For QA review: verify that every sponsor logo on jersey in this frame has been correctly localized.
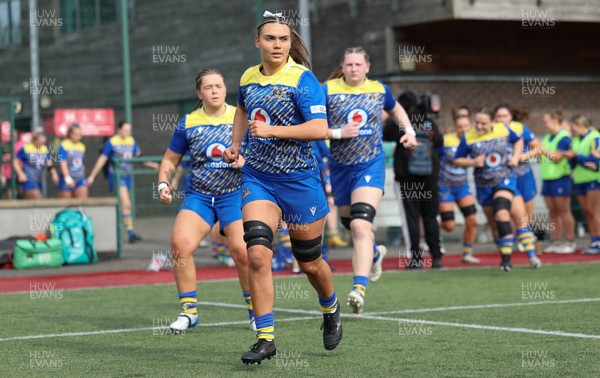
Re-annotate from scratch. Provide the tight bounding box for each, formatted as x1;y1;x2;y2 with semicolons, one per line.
485;152;502;168
250;108;271;125
310;105;326;114
72;156;83;168
347;109;368;128
206;143;226;161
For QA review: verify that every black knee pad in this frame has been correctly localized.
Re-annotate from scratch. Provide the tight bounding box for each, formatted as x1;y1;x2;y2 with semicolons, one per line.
290;236;322;263
341;216;351;230
460;204;477;217
350;202;376;224
493;197;512;213
440;211;455;221
243;221;273;251
496;221;512;238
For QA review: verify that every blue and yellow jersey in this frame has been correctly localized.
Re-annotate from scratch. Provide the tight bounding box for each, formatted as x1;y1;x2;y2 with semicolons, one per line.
237;58;327;178
439;132;467;186
455;123;521;188
506;121;536;177
311;140;330;172
322;77;396;166
169;104;241;196
101;135;140;176
58;139;86;181
16;143;51;183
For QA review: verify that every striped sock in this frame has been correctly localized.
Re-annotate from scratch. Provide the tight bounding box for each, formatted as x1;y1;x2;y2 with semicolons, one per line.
123;214;134;237
352;275;368;298
462;243;474;257
255;312;275;340
243;291;254;320
319;291;338;313
592;236;600;245
517;227;536;257
372;243;381;263
498;237;514;255
178;290;198;315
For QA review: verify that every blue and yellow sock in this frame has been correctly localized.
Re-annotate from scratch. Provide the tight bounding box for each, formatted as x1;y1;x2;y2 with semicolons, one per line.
352;276;368;298
462;243;474;257
255;312;274;340
372;243;381;263
498;236;514;255
123;214;134;237
243;291;254;320
319;291;338;313
517;227;536;257
178;290;198;316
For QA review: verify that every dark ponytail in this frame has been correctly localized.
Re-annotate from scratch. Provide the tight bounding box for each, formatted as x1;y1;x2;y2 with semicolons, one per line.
193;68;225;110
257;15;311;70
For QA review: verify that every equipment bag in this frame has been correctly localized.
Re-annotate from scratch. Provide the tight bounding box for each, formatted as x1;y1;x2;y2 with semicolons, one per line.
13;239;64;270
51;208;98;265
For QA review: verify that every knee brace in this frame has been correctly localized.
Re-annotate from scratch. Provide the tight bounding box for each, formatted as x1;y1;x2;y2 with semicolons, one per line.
243;221;273;251
460;204;477;217
493;197;511;213
496;221;512;238
290;236;322;263
341;216;351;230
440;211;455;222
350;202;377;224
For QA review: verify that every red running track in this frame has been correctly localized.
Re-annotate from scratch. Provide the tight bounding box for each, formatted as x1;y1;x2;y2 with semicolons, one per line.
1;251;599;293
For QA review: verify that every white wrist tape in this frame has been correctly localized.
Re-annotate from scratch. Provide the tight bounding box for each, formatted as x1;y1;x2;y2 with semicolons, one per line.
331;129;342;140
64;176;74;185
404;125;416;136
157;182;169;194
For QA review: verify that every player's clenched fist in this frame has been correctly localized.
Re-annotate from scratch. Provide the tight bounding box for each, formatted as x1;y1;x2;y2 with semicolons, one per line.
158;182;172;204
223;144;240;164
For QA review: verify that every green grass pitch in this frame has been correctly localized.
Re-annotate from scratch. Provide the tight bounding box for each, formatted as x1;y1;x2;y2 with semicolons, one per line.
1;263;599;377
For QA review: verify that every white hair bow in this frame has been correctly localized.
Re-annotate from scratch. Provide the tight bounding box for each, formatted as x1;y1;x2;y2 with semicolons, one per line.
263;11;285;19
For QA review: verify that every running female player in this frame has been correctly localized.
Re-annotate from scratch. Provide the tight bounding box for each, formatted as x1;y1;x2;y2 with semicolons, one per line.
87;121;157;243
158;69;254;332
454;108;524;271
564;115;600;254
224;12;342;365
495;105;539;223
56;123;88;198
539;110;575;254
438;114;479;264
323;47;416;313
13;129;58;199
494;104;542;267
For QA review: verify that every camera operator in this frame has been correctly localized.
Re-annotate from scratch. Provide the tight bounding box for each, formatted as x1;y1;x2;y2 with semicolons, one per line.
383;91;443;268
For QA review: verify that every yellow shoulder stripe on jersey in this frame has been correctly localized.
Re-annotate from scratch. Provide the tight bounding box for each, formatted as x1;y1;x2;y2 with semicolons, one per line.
444;132;461;147
507;121;524;135
240;58;308;88
23;143;48;154
465;123;511;144
109;135;135;146
185;103;235;128
325;77;385;95
61;139;86;152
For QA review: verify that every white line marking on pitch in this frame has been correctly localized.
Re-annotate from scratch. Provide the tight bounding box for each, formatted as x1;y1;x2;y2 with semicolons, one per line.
362;314;600;340
3;297;600;342
366;297;600;315
0;316;318;342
